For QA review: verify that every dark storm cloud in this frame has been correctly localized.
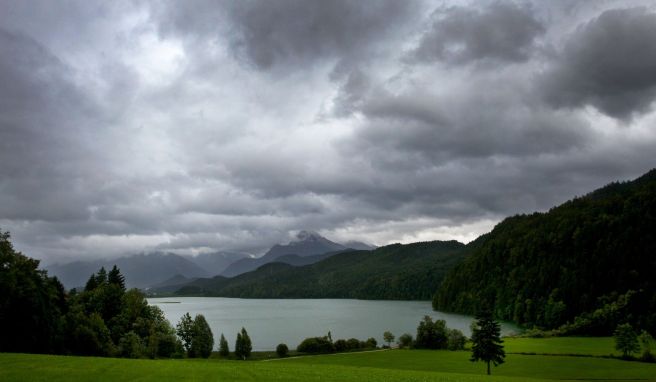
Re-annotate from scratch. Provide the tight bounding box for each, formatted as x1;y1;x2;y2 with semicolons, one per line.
541;7;656;119
409;1;545;65
0;28;101;222
1;0;655;263
156;0;418;73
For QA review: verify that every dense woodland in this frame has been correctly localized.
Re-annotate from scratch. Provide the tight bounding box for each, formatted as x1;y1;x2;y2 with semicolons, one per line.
0;231;181;357
171;240;467;300
434;169;656;335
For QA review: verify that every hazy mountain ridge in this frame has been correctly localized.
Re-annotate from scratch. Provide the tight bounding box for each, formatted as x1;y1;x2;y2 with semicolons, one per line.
47;252;211;289
166;240;467;300
219;231;373;277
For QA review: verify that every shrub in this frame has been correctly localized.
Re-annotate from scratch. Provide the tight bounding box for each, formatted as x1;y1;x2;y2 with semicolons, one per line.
276;343;289;357
398;333;413;348
334;339;347;352
447;329;466;350
297;336;334;354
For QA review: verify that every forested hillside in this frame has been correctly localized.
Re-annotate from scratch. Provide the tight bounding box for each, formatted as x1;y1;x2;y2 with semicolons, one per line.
434;169;656;334
173;240;467;300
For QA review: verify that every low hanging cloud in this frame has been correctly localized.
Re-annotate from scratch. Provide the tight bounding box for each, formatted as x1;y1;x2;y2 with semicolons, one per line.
541;7;656;120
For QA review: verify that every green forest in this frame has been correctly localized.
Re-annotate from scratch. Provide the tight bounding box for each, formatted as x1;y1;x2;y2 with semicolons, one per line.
0;232;181;357
171;240;467;300
434;169;656;335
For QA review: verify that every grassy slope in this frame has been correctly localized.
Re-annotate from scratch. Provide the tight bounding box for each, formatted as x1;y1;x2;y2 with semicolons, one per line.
0;353;552;382
504;336;618;356
3;337;655;382
281;349;656;381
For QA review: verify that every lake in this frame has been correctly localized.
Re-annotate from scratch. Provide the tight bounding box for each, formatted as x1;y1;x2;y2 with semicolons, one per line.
148;297;519;351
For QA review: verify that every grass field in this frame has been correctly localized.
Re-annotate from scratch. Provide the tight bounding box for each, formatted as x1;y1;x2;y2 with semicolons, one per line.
503;336;618;356
2;337;654;382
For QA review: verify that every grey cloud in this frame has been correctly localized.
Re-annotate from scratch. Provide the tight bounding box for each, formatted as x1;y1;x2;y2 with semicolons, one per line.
156;0;417;72
541;7;656;119
409;2;545;65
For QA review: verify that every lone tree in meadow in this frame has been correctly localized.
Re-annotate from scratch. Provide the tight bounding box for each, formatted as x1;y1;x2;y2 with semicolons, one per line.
470;312;505;375
219;333;230;357
383;331;395;347
615;323;640;358
235;327;252;360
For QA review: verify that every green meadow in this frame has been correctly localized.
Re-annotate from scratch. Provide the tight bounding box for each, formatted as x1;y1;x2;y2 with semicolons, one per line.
2;337;655;382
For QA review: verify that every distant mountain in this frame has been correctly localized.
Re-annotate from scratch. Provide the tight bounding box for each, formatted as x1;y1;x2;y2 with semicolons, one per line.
47;252;210;289
220;231;353;277
147;274;199;294
169;240;467;300
189;251;251;276
343;240;377;251
434;169;656;334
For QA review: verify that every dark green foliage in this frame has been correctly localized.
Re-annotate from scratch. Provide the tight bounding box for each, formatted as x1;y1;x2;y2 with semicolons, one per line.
415;316;448;349
614;323;640;358
176;313;194;354
108;265;126;291
365;338;377;348
174;240;467;300
383;331;395;347
118;331;144;358
470;313;505;375
334;339;347;352
398;333;413;348
0;231;66;353
297;336;335;354
189;314;213;358
434;169;656;334
276;343;289;357
447;329;466;350
639;331;655;362
219;333;230;357
234;327;252;360
0;230;182;359
345;338;361;350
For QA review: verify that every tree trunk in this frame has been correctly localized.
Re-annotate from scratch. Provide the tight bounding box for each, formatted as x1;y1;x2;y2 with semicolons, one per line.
487;361;491;375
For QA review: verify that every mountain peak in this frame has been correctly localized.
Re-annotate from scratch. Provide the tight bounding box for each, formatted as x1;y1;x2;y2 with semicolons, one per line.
295;230;323;242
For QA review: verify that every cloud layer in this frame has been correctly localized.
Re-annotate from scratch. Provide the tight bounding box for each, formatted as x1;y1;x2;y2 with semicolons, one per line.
1;0;655;264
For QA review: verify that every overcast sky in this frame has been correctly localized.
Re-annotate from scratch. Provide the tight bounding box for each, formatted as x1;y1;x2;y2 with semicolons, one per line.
1;0;656;264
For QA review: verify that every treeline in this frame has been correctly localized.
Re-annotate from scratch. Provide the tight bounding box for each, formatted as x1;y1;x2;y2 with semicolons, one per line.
0;230;182;357
170;240;468;300
434;169;656;335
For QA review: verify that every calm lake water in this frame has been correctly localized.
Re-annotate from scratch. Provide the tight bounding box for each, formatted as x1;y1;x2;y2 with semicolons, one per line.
148;297;519;351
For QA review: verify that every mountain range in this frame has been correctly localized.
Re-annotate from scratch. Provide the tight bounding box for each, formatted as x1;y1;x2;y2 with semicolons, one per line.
161;240;467;300
220;230;374;277
46;231;375;289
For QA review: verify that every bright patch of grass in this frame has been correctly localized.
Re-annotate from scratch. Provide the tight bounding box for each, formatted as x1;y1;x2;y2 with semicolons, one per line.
504;336;618;356
0;353;555;382
282;349;656;381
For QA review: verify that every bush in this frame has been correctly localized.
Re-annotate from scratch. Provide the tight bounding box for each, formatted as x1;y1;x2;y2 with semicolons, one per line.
365;337;377;349
415;316;448;349
398;333;413;348
119;331;143;358
276;343;289;357
334;339;347;352
297;336;334;353
447;329;466;350
345;338;361;350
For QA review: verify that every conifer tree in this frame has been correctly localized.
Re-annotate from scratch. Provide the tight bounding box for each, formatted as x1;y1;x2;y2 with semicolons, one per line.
470;312;505;375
